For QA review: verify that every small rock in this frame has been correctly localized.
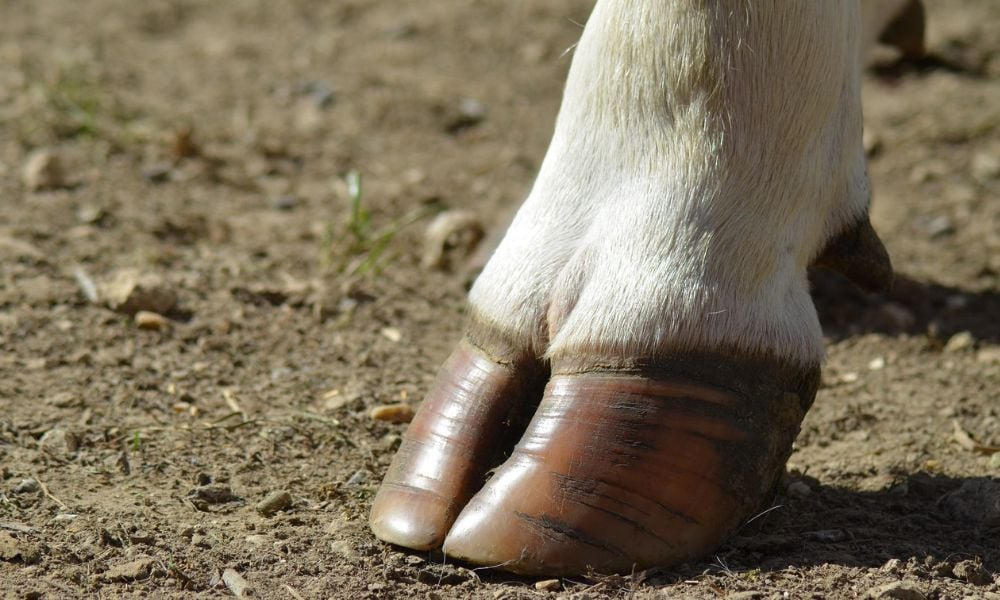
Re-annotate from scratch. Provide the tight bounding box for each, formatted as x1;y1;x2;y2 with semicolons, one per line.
0;235;43;260
943;331;975;353
863;129;882;157
329;539;356;558
0;531;41;564
300;80;335;108
188;483;239;506
270;195;298;211
910;161;947;184
990;453;1000;469
806;529;848;543
938;478;1000;527
104;557;156;582
881;558;904;573
370;403;414;424
535;579;561;592
787;480;811;498
971;152;1000;183
141;163;173;183
169;126;200;160
13;479;39;494
245;534;269;545
445;97;486;133
840;371;860;384
380;433;402;451
345;470;370;487
953;559;992;585
868;356;886;370
256;490;292;516
52;513;78;523
102;270;178;316
46;391;80;408
977;347;1000;364
76;205;106;225
23;150;67;191
878;302;916;331
380;327;402;343
866;580;925;600
422;210;485;270
135;310;169;331
39;428;79;457
919;215;954;239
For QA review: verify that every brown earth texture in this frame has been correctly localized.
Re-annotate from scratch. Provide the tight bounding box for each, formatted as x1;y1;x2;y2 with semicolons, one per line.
1;0;999;598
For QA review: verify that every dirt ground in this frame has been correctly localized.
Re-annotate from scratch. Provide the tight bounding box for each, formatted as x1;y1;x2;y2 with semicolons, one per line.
1;0;998;598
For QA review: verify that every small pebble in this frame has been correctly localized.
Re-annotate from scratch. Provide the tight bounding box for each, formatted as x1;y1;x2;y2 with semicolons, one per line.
881;558;903;573
102;270;178;316
868;356;886;370
23;149;66;191
142;163;173;183
787;480;811;497
445;97;486;133
13;478;39;494
422;210;485;270
990;453;1000;469
866;580;925;600
270;195;299;211
39;428;79;456
76;205;106;225
256;490;292;516
952;560;991;586
104;558;157;582
380;327;402;343
943;331;975;353
939;478;1000;527
345;470;370;487
878;302;916;331
971;152;1000;183
976;347;1000;364
330;539;356;557
135;310;169;331
863;129;882;156
535;579;561;592
919;215;954;239
370;403;414;424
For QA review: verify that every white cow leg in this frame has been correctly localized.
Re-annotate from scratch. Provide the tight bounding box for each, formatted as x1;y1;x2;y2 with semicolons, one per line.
373;0;892;574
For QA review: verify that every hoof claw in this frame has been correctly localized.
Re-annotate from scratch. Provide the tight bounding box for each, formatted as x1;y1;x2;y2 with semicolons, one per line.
375;350;819;575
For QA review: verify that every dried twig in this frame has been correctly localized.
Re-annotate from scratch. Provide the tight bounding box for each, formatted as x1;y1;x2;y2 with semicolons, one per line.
33;475;69;510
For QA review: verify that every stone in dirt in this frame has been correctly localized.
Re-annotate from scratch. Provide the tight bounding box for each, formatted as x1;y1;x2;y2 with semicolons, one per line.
938;478;1000;527
39;428;79;457
422;210;485;271
135;310;170;331
188;484;240;509
255;490;292;516
0;532;41;564
535;579;561;592
101;270;178;316
866;581;925;600
370;403;414;424
22;150;67;191
104;557;157;582
952;559;992;586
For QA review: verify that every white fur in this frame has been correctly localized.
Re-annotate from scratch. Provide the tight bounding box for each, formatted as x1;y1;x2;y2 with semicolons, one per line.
469;1;872;367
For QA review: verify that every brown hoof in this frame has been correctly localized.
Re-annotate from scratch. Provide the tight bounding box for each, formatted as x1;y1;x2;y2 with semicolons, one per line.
442;353;819;575
369;340;544;550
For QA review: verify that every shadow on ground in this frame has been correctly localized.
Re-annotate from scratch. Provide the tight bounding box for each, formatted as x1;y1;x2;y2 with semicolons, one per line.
811;268;1000;344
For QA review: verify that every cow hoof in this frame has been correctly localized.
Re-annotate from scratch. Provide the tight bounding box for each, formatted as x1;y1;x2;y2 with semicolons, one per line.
369;340;545;550
438;352;819;575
